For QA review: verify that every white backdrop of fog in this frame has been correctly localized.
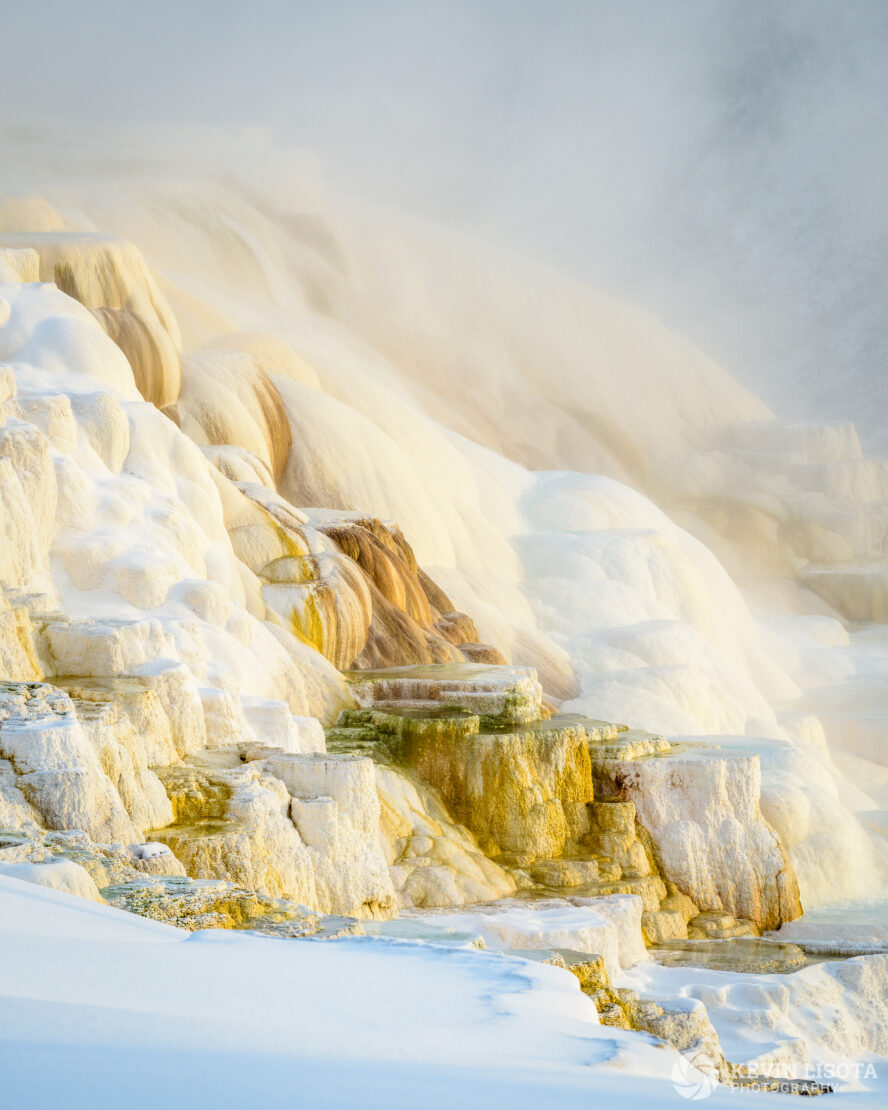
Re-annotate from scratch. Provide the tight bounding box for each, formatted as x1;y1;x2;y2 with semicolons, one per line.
1;0;886;446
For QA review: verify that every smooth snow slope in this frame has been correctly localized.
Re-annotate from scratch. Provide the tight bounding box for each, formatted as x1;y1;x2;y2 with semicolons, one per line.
0;874;875;1110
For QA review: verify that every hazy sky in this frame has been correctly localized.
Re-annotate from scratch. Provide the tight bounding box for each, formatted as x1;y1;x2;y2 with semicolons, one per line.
1;0;887;441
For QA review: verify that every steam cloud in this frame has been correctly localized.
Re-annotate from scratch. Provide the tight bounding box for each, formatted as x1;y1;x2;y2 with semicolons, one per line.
1;0;885;444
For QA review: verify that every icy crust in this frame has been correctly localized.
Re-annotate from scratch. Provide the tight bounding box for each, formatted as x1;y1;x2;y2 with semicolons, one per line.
412;894;647;979
623;951;888;1087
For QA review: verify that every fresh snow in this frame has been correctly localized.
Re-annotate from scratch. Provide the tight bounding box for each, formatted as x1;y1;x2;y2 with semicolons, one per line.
5;874;873;1110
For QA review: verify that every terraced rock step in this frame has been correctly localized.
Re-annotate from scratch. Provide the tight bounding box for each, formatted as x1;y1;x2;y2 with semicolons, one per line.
346;663;546;725
148;747;397;919
798;562;888;622
588;729;671;766
328;665;744;940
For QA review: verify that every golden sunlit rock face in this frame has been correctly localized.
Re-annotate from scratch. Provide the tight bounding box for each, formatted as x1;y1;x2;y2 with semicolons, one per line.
327;666;801;932
0;177;881;1102
314;515;502;668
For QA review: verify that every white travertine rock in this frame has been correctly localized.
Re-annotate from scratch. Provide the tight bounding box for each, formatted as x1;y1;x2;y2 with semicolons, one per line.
0;757;42;830
157;762;318;906
258;622;352;724
199;686;254;748
241;698;325;754
751;735;883;909
109;552;183;610
174;579;233;627
0;685;140;843
70;390;132;472
291;715;327;754
0;417;57;583
127;665;207;759
0;365;15;409
0;456;46;589
122;403;230;555
601;745;800;930
45;618;179;676
202;443;276;487
153;750;394;918
263;752;396;917
171;347;291;482
73;696;173;831
54;533;128;592
7;391;78;454
52;453;99;530
0;280;141;399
